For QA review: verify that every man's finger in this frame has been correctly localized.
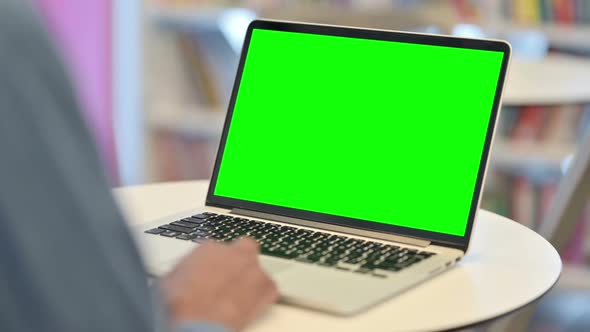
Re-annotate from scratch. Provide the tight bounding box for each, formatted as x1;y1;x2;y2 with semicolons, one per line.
232;237;260;255
229;265;274;326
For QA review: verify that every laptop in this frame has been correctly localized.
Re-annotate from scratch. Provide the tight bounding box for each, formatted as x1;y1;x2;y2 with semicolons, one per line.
135;20;511;315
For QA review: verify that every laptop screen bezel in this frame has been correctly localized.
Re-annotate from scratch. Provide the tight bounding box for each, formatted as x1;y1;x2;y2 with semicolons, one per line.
205;20;511;252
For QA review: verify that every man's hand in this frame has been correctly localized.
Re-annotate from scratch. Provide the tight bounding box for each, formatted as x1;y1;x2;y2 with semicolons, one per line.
160;238;278;331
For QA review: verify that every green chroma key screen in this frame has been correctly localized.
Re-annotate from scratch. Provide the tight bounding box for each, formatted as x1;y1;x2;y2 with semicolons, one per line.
214;28;504;236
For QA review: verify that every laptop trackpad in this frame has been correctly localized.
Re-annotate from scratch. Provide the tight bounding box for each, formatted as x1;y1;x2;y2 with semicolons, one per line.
260;257;294;275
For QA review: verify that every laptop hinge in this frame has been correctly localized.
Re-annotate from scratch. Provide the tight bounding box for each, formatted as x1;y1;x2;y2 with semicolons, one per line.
231;208;431;248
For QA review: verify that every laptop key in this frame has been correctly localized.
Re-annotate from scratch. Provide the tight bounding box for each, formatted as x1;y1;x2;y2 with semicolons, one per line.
295;229;313;236
159;224;193;234
194;225;212;231
305;253;323;262
171;221;199;229
145;228;166;235
360;262;378;270
190;229;210;236
221;234;238;242
192;213;209;219
294;256;314;264
160;230;180;237
176;233;199;240
365;250;383;259
261;247;298;260
183;217;208;224
311;232;329;239
205;216;224;222
281;235;299;244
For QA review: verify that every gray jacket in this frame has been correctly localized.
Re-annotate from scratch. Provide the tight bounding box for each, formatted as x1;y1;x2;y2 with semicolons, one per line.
0;1;226;331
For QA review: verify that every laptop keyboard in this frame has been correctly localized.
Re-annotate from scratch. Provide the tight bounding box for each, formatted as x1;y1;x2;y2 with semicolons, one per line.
145;212;436;278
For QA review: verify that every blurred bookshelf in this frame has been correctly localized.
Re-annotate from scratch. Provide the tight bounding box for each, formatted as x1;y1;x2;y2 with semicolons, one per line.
477;1;590;264
484;54;590;264
497;0;590;24
480;0;590;55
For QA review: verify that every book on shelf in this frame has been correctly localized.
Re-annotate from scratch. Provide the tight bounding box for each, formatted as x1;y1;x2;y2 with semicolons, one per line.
190;28;239;106
539;181;557;219
498;103;589;148
540;0;554;22
562;207;588;263
511;105;548;140
492;105;580;172
177;32;220;108
480;171;511;217
177;29;238;110
483;172;548;230
513;0;541;24
553;0;575;23
497;106;520;137
502;0;590;24
511;175;538;228
539;104;579;142
153;129;215;181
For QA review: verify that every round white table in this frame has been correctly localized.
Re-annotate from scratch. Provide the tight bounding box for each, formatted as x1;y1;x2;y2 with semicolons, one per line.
114;180;562;332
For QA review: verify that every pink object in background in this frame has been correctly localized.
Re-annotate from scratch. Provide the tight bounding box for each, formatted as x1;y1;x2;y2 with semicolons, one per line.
562;211;588;264
35;0;118;183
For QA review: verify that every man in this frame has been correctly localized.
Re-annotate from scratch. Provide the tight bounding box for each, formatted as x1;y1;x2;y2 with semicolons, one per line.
0;1;277;331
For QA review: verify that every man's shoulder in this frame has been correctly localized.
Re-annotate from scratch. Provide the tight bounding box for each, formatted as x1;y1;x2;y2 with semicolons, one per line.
0;0;40;32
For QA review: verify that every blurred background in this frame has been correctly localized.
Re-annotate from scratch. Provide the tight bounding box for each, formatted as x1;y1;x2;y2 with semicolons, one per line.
36;0;589;330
